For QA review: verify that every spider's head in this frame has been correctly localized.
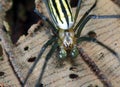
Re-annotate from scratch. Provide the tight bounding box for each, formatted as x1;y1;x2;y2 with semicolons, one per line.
59;29;75;49
58;29;79;59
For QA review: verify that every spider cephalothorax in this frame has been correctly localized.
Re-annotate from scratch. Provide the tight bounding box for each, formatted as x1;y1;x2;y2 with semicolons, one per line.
22;0;120;87
58;28;78;59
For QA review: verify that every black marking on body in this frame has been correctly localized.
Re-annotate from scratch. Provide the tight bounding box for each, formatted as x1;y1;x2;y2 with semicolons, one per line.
65;0;73;21
49;1;58;23
52;0;63;23
59;0;69;28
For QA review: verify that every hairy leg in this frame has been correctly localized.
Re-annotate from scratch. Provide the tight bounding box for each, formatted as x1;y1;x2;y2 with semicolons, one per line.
75;14;120;37
22;37;57;87
34;9;58;35
74;0;82;22
35;42;59;87
77;36;120;61
74;0;97;31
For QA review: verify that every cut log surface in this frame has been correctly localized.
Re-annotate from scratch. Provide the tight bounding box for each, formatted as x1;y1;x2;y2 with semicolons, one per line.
0;0;120;87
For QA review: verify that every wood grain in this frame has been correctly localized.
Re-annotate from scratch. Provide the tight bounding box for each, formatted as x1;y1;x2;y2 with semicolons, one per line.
0;0;120;87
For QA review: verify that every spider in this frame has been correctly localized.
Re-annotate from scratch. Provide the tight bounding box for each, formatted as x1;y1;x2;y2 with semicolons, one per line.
22;0;120;87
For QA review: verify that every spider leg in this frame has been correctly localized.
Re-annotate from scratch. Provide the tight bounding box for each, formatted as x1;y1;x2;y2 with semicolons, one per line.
74;0;82;22
75;14;120;37
35;42;59;87
34;9;58;35
74;0;97;31
22;37;57;87
42;0;55;23
77;36;120;61
90;15;120;19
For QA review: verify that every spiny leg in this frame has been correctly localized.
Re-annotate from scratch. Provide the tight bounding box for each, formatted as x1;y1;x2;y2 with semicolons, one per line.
22;37;57;87
74;0;97;31
34;9;58;35
78;47;113;87
74;0;82;23
35;42;59;87
76;14;120;37
77;36;120;61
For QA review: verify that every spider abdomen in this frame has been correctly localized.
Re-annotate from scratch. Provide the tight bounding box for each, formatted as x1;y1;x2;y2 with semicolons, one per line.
48;0;74;30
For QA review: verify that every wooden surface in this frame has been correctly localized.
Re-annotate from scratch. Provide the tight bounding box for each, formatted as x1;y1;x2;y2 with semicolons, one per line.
0;0;120;87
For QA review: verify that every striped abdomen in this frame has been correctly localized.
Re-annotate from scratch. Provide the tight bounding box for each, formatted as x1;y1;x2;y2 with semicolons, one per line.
48;0;74;30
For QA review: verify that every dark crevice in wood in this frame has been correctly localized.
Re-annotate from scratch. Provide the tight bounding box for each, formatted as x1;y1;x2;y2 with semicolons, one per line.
69;73;79;79
24;46;29;51
28;57;36;62
0;71;5;76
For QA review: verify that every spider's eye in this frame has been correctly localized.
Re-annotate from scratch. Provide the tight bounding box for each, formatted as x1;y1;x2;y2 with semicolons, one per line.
70;47;79;58
58;49;67;59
